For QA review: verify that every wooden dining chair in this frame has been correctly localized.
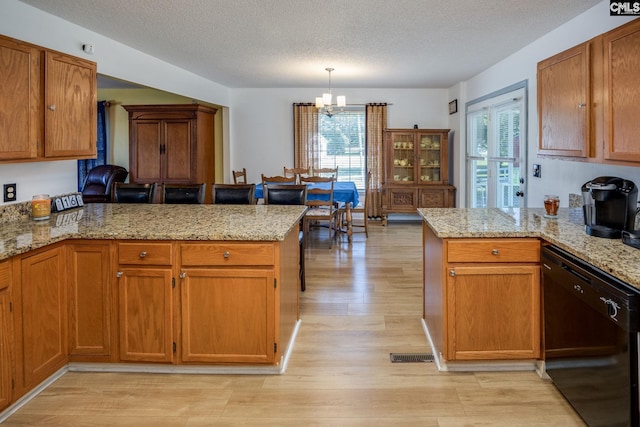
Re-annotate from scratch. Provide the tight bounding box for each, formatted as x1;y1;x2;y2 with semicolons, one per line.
112;183;157;203
313;166;338;180
261;174;297;188
233;168;247;184
300;177;337;249
162;183;206;204
283;166;310;183
264;184;308;291
338;170;370;238
212;183;256;204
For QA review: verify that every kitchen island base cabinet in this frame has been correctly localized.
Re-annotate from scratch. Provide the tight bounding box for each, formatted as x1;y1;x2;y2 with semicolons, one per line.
423;224;541;363
118;268;174;363
12;244;68;399
180;269;276;364
67;242;114;362
446;265;540;360
0;260;12;411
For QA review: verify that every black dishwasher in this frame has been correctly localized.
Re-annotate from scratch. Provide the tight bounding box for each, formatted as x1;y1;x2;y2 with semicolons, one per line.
542;245;640;427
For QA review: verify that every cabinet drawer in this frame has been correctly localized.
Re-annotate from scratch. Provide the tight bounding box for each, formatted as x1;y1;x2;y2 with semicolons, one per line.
118;242;173;265
447;239;540;263
181;243;275;266
0;260;9;291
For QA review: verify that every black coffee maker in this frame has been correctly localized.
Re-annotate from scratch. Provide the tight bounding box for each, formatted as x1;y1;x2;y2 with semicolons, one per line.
581;176;638;238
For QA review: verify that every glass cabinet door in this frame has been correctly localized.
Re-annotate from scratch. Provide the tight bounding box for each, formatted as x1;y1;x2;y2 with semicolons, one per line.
391;134;415;183
417;133;442;183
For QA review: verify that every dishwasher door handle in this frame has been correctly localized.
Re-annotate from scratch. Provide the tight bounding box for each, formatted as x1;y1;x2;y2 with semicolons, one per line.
561;263;592;285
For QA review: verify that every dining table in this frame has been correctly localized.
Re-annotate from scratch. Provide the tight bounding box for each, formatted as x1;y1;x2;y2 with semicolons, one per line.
255;181;360;243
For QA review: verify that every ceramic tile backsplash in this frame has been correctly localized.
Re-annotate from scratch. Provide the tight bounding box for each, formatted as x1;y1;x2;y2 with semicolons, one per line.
569;193;582;208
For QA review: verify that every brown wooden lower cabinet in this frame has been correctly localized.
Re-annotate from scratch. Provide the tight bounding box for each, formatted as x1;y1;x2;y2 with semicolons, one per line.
423;224;541;362
0;231;300;412
179;268;275;364
67;242;114;361
0;259;12;411
118;268;174;363
446;264;540;360
12;244;68;399
383;185;455;225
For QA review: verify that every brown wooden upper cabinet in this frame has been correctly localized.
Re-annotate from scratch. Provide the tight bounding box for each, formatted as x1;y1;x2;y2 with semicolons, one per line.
603;18;640;162
0;35;97;163
123;104;217;203
537;41;592;158
537;18;640;164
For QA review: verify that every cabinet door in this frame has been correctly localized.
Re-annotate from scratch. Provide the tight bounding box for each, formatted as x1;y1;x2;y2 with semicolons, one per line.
163;120;194;183
130;120;163;183
603;19;640;162
386;187;418;212
180;269;276;364
0;260;12;410
0;36;40;161
387;131;416;184
419;188;453;208
537;42;591;157
44;51;96;158
118;268;173;363
445;265;540;360
15;246;67;393
68;242;113;359
416;132;445;184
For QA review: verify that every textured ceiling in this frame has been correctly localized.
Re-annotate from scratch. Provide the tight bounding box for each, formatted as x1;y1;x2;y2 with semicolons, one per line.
19;0;601;88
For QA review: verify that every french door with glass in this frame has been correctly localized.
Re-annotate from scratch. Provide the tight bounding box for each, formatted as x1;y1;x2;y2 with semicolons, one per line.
466;87;526;208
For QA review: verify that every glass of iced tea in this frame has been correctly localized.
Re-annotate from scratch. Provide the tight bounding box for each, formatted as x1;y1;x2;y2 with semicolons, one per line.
544;194;560;218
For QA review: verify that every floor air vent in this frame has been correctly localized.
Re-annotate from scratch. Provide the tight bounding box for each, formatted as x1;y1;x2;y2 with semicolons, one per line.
389;353;434;363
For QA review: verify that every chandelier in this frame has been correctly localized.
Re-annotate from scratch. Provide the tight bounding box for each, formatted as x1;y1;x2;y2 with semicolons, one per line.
315;67;346;117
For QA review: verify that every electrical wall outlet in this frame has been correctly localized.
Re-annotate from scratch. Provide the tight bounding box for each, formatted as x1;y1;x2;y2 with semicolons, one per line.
3;183;16;202
532;164;541;178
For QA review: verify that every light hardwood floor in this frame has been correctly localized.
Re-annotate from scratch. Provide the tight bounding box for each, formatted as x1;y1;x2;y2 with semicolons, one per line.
2;219;585;426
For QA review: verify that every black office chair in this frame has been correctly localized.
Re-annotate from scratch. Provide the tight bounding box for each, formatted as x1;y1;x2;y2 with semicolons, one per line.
212;184;256;204
112;183;157;203
264;184;308;291
81;165;128;203
163;183;206;204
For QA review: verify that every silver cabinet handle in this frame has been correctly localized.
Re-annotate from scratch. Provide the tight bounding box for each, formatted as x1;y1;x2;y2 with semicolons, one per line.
492;249;499;255
139;251;147;258
449;269;456;277
179;272;186;279
48;105;56;111
116;271;123;278
223;251;230;259
578;103;586;108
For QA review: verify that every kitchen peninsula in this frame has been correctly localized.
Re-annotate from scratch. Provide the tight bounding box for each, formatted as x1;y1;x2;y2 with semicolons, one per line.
0;201;306;414
420;207;640;369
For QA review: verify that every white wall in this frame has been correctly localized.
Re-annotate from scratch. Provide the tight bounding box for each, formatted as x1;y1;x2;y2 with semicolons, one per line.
229;88;449;184
0;0;230;205
459;1;639;208
2;0;638;208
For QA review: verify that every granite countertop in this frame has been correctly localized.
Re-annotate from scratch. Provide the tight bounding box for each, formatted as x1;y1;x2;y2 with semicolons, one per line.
418;207;640;289
0;203;307;261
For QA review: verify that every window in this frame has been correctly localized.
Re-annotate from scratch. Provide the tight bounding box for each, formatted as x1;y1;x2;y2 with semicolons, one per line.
318;108;366;189
466;84;527;208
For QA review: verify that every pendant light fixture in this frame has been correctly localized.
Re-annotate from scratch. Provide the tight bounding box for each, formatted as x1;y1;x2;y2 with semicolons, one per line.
315;67;346;117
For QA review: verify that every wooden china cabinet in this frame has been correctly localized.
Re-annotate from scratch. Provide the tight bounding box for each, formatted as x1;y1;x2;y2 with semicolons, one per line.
382;129;455;224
